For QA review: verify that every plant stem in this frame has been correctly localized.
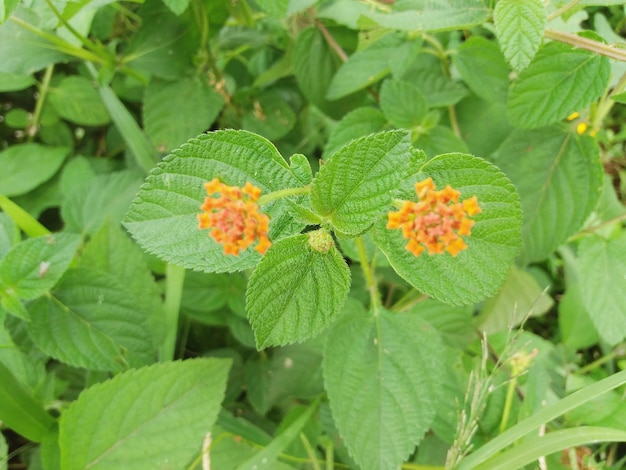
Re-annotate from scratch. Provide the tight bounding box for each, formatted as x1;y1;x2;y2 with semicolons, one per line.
499;376;518;433
257;186;310;206
159;264;186;362
391;289;427;311
314;17;348;62
546;0;582;22
27;64;54;141
568;213;626;241
544;28;626;62
579;345;626;374
0;194;50;237
355;236;380;313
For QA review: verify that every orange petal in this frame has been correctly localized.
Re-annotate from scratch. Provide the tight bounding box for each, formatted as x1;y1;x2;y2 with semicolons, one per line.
446;238;467;256
462;196;482;216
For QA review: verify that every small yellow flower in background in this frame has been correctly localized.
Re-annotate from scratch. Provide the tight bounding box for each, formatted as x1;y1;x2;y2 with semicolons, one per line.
198;178;271;256
387;177;481;257
566;111;580;121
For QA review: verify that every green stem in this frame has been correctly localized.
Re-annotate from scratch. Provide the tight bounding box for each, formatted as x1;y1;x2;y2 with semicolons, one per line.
159;264;186;362
391;289;427;312
325;441;334;470
0;194;50;237
27;64;54;141
448;104;461;139
568;213;626;242
592;70;626;132
546;0;581;22
544;28;626;62
300;433;321;470
257;186;310;206
355;236;380;313
579;345;626;374
499;376;517;434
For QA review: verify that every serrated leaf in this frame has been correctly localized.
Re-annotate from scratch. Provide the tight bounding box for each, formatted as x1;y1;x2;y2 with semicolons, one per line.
379;79;428;129
374;153;522;306
403;68;468;107
0;232;80;303
362;0;490;31
323;107;388;159
26;267;157;371
578;234;626;345
241;91;295;141
453;36;510;103
311;130;411;236
246;233;350;348
62;170;143;235
0;144;69;197
494;0;545;71
492;127;602;263
161;0;190;15
59;358;230;470
144;77;224;153
48;76;110;126
324;304;445;470
415;125;469;158
0;212;19;258
479;266;553;333
326;32;404;100
124;130;306;273
508;41;610;128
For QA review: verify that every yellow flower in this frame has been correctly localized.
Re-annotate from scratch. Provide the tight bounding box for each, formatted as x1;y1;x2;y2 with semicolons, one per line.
197;178;271;256
387;177;481;257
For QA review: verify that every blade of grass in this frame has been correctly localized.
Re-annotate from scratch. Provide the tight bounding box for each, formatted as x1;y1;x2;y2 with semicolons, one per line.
85;62;157;174
0;194;50;237
472;427;626;470
457;368;626;469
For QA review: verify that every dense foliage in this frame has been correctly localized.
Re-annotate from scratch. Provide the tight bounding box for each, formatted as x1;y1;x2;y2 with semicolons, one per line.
1;0;626;469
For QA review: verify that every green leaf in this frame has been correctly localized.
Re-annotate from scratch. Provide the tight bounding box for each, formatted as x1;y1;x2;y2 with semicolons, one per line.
362;0;490;31
0;361;55;443
326;32;404;100
323;107;388;159
453;36;510;103
0;72;35;92
402;68;468;108
0;431;6;470
491;127;602;263
241;91;296;141
0;212;19;258
456;97;513;157
374;153;522;306
0;232;81;301
324;304;445;470
415;125;469;158
379;79;428;129
0;144;69;197
59;358;231;470
144;77;224;153
0;0;18;23
479;266;553;333
494;0;545;71
508;41;610;128
124;130;306;273
246;232;350;348
311;130;411;236
62;170;143;235
161;0;190;15
577;233;626;345
48;76;110;126
26;267;158;371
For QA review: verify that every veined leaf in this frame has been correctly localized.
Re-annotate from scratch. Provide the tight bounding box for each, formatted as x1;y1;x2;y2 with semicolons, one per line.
491;127;602;263
323;107;388;159
48;76;110;126
124;130;306;273
578;233;626;345
374;153;522;306
379;79;428;129
508;41;610;128
26;267;157;371
324;304;445;470
246;232;350;348
311;130;411;237
494;0;545;71
59;358;230;470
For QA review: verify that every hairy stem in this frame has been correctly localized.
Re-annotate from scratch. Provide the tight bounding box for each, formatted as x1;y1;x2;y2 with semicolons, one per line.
355;236;380;313
28;64;54;141
159;264;186;361
545;28;626;62
257;186;310;206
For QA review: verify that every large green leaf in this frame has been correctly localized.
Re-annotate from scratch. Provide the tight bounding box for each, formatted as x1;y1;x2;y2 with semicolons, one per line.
324;304;445;470
326;32;405;100
453;36;510;103
362;0;490;32
491;127;602;263
124;130;306;273
0;144;69;197
508;41;610;128
494;0;545;71
323;107;388;159
577;234;626;345
379;79;428;129
241;91;296;141
0;212;20;258
311;130;411;236
26;267;157;371
0;232;80;304
0;0;19;23
48;76;110;126
143;76;224;153
374;153;522;306
246;232;350;348
59;358;230;470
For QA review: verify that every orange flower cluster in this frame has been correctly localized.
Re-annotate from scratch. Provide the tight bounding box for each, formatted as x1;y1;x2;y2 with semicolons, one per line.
387;177;481;257
197;178;271;256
